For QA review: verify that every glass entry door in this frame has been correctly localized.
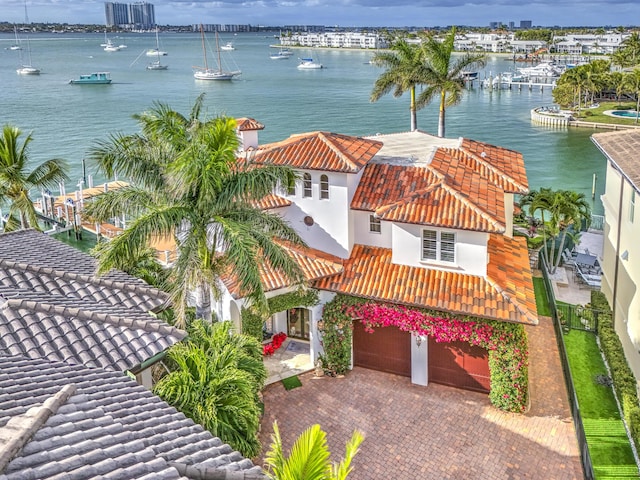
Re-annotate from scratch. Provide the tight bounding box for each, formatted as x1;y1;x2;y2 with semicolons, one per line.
287;308;310;340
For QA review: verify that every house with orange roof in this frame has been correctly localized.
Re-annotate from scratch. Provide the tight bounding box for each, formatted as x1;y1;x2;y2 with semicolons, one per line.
219;123;537;397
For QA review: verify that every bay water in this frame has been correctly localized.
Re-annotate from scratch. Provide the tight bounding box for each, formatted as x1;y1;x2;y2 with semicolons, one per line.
0;32;606;213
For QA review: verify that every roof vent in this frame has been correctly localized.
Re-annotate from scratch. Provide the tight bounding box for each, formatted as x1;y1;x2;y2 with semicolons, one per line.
303;216;314;226
481;152;487;158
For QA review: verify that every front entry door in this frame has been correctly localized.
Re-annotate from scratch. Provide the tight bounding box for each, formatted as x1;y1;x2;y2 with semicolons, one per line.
287;308;310;340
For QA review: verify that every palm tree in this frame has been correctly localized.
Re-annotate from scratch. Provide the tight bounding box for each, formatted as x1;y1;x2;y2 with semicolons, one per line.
264;421;364;480
622;68;640;123
154;320;265;458
84;95;305;325
520;188;591;274
370;38;430;132
0;125;68;231
416;27;486;137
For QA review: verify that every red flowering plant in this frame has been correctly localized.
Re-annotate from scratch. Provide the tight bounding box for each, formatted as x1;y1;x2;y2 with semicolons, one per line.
263;332;288;356
322;294;529;413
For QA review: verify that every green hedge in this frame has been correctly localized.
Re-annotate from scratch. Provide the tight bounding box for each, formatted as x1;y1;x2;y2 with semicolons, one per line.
593;290;640;450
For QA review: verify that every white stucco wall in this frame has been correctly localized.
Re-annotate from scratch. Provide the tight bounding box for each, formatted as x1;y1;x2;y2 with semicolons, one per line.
602;162;640;384
390;223;489;275
352;210;392;248
279;170;360;258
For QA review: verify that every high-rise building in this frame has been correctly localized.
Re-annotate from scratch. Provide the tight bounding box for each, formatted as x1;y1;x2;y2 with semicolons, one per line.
105;2;155;30
520;20;532;28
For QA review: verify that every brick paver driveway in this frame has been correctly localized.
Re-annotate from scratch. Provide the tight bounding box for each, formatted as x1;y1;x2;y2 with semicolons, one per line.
258;368;581;479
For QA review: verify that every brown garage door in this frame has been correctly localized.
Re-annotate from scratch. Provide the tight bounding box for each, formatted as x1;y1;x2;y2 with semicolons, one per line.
353;322;411;377
428;338;490;393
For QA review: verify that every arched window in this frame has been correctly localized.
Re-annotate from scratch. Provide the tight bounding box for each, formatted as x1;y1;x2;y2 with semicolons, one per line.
303;173;312;198
320;175;329;199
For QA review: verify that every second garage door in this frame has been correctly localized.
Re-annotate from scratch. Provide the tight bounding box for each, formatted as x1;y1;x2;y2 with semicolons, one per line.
428;337;490;393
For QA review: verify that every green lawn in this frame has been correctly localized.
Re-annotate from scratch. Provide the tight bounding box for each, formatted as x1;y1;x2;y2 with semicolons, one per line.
563;330;639;479
532;275;639;478
572;101;640;126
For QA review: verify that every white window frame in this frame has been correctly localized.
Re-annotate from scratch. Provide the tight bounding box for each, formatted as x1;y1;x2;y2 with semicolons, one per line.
630;190;636;223
320;174;329;199
421;229;456;263
369;215;381;233
303;173;312;198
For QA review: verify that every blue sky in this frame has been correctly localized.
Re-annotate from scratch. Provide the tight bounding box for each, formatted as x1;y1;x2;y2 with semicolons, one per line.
1;0;638;28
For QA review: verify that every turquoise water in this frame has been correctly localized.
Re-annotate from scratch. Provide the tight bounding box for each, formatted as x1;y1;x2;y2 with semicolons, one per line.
0;32;607;214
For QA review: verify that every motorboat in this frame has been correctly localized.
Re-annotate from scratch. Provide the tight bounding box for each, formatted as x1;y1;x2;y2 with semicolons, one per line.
297;58;323;69
104;39;126;52
69;72;112;84
517;62;562;77
193;25;241;81
220;42;235;51
460;71;478;80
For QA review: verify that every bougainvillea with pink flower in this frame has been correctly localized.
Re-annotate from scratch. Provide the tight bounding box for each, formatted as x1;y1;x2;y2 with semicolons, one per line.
320;294;529;413
263;332;288;356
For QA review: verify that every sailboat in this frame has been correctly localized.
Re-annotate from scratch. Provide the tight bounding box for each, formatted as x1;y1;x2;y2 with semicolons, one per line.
270;30;293;59
193;25;241;81
146;27;168;57
9;25;22;50
146;27;168;70
16;4;39;75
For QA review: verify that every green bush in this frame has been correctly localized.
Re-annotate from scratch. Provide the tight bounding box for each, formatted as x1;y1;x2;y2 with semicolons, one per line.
593;291;640;451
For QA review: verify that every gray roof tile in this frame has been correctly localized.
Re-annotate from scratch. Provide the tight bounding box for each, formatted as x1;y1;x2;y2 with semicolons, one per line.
0;355;264;479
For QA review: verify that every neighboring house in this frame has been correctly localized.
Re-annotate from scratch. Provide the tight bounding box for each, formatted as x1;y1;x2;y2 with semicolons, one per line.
592;129;640;382
0;229;184;389
0;229;265;478
0;355;265;479
222;125;537;394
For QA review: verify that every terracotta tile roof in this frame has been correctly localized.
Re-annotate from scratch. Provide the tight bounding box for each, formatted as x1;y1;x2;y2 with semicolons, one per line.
248;131;383;173
592;129;640;190
351;163;505;233
252;193;292;210
314;241;537;325
236;117;265;131
434;139;528;194
223;243;343;298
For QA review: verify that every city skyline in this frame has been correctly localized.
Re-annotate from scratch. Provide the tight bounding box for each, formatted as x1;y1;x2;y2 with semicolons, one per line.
0;0;637;29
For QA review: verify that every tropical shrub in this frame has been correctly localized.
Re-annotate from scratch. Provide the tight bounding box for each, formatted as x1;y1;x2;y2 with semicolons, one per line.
320;294;529;413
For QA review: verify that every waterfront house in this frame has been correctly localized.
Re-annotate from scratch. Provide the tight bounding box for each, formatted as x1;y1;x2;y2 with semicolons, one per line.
219;124;537;395
592;129;640;382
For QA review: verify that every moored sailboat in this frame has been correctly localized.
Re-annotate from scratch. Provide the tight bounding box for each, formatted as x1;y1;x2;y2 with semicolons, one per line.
193;25;241;81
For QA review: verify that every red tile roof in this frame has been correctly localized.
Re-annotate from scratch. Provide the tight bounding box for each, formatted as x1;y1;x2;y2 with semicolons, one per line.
351;162;506;233
236;117;265;131
223;243;343;298
251;193;292;210
248;131;383;173
314;239;537;325
432;139;529;194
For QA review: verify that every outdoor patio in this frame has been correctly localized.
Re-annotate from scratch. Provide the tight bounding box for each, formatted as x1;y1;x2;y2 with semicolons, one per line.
263;338;314;385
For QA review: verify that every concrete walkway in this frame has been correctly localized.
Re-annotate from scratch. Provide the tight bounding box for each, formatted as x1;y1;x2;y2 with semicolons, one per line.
263;338;314;385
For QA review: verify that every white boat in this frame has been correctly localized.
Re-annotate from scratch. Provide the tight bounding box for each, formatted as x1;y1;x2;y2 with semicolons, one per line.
270;50;292;60
460;71;478;80
147;60;168;71
9;25;22;50
517;62;562;78
297;58;323;69
15;5;39;75
103;31;126;52
146;27;168;57
220;42;235;51
193;25;241;81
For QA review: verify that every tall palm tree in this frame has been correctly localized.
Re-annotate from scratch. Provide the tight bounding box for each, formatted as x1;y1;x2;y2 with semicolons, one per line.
264;421;364;480
370;38;430;132
84;95;305;325
0;125;68;231
154;321;265;458
417;27;486;137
